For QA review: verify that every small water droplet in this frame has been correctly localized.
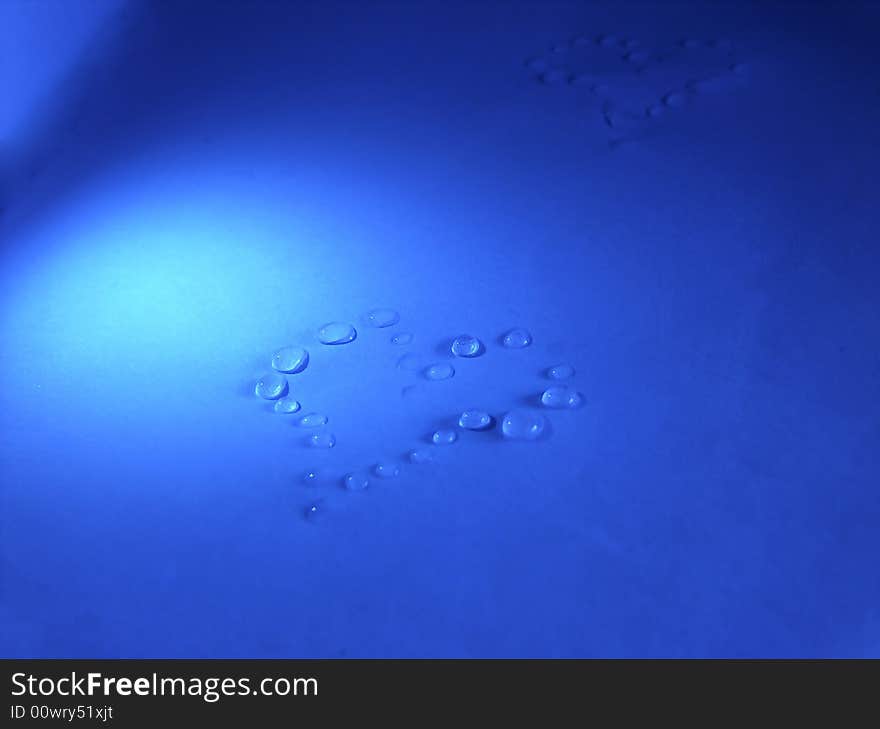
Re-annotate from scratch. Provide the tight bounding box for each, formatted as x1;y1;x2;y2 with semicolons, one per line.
304;502;322;522
408;448;434;464
271;346;309;374
432;429;458;445
458;410;493;431
373;462;400;478
541;385;583;409
547;363;575;380
344;473;369;491
298;412;328;427
501;410;546;440
318;321;357;345
450;334;484;358
274;396;301;414
364;308;400;328
502;328;532;349
391;332;413;345
308;432;336;448
424;362;455;381
302;470;320;485
255;373;288;400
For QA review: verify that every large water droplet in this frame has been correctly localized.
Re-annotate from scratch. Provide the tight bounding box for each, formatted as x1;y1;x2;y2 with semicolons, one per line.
501;410;546;440
458;409;493;430
547;363;575;380
432;429;458;445
364;308;400;328
502;328;532;349
391;332;413;345
451;334;484;358
308;432;336;448
318;321;357;345
344;473;369;491
424;363;455;381
408;448;434;464
541;386;583;409
373;462;400;478
298;412;328;427
274;396;301;414
255;373;288;400
271;346;309;374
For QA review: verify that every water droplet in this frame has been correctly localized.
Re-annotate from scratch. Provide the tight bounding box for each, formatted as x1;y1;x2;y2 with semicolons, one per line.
391;332;413;345
450;334;484;358
308;432;336;448
344;473;369;491
364;308;400;328
458;410;493;431
298;412;328;427
501;410;546;440
304;502;322;522
424;362;455;381
271;346;309;374
318;321;357;345
274;396;301;414
302;470;320;486
502;328;532;349
547;363;575;380
255;373;288;400
408;448;434;464
541;385;583;409
373;462;400;478
432;429;458;445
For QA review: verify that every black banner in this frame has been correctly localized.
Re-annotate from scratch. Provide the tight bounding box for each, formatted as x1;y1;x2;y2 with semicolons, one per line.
2;660;876;725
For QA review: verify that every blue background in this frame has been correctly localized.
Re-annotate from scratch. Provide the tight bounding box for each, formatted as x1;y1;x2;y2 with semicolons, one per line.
1;0;878;657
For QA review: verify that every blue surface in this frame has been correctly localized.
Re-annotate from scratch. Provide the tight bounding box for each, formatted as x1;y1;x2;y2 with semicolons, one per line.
1;0;878;658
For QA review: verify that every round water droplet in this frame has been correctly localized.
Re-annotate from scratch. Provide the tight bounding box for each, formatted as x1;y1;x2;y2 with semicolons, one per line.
373;462;400;479
541;385;583;409
318;321;357;345
501;410;546;441
458;410;493;431
424;362;455;381
298;412;328;427
271;346;309;374
344;473;369;491
274;396;301;414
547;363;575;380
302;470;320;486
502;328;532;349
304;502;322;522
255;373;288;400
364;308;400;328
432;429;458;445
308;432;336;448
408;448;434;464
391;332;413;345
451;334;484;358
